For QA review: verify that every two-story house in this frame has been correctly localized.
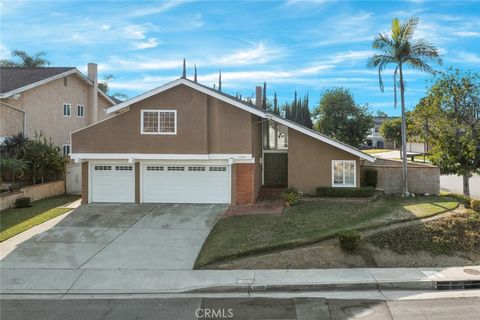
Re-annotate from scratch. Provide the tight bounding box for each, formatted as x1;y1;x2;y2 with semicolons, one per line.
71;78;375;204
0;63;115;155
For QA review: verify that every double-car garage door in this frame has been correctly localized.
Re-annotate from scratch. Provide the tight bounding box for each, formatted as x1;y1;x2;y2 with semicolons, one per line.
90;163;230;204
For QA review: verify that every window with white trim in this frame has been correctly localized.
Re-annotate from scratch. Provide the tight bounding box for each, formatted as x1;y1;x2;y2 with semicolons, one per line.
94;165;112;171
77;105;84;117
188;166;205;172
146;166;164;171
167;166;184;171
141;110;176;134
209;166;227;172
63;103;71;117
332;160;356;187
62;144;70;156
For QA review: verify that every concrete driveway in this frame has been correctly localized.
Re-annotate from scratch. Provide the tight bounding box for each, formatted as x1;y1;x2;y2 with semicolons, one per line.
0;203;227;270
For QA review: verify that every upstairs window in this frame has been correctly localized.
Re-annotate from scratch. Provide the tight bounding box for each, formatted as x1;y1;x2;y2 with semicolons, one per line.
332;160;356;187
62;144;70;156
77;105;84;117
141;110;176;135
63;103;71;117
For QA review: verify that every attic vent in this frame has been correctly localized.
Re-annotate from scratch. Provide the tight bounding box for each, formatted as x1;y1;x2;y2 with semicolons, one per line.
436;281;480;290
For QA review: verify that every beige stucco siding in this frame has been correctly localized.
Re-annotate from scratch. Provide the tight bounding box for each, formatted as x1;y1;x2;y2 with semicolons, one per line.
1;75;113;146
0;103;24;137
72;85;253;155
288;129;361;194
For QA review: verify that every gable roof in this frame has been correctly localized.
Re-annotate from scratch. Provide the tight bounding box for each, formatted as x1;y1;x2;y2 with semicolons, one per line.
105;78;375;162
0;67;116;105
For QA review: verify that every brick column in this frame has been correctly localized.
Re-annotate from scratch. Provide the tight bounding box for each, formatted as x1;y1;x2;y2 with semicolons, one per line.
81;161;89;204
234;163;255;204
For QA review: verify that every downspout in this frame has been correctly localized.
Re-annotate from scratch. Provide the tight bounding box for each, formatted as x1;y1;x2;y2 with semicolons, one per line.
0;100;26;135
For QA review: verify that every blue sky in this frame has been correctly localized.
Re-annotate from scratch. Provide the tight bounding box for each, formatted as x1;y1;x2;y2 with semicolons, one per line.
1;0;479;116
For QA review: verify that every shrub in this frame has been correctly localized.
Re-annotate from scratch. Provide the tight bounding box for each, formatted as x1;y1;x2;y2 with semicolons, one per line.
471;199;480;212
282;187;300;206
15;197;31;208
316;186;374;198
364;168;377;188
444;193;471;209
338;230;361;252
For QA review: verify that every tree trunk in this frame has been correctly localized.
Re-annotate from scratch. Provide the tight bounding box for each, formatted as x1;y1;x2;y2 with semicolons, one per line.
399;63;409;195
463;174;470;196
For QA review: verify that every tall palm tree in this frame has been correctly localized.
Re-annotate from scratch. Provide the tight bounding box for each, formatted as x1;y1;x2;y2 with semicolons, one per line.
0;50;50;67
368;17;441;195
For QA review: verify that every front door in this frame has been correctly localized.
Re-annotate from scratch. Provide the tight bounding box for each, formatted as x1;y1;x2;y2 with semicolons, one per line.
264;153;288;186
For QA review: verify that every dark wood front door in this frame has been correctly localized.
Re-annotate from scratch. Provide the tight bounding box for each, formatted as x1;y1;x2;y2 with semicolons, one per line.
264;153;288;186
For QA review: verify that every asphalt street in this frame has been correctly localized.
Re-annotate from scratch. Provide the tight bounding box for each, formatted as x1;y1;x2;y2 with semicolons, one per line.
1;297;479;320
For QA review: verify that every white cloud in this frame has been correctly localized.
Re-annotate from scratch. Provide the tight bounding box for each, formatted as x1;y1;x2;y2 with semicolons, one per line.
131;38;159;50
218;43;281;66
450;51;480;64
129;0;185;17
0;44;10;59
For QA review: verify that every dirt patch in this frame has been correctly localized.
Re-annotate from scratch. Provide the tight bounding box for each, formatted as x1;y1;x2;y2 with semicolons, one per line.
206;239;479;270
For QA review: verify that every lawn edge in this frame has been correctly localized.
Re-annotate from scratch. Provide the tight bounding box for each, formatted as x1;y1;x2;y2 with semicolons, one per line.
194;200;460;269
0;207;73;242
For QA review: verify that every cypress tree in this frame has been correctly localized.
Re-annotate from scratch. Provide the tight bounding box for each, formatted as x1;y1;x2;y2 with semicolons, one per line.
194;64;197;82
262;82;267;109
218;70;222;91
273;92;278;115
182;58;186;79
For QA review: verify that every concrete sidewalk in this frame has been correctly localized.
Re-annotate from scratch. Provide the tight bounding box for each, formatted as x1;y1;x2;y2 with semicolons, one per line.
1;266;479;295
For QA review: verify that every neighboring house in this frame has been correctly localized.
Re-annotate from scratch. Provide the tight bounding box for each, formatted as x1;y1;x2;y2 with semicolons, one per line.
0;64;115;153
365;116;430;153
365;116;396;149
71;78;375;204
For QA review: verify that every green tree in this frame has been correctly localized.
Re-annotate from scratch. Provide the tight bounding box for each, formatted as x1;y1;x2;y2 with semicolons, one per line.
0;157;29;191
313;88;373;146
376;110;388;117
0;132;28;158
98;75;128;101
412;68;480;196
0;50;50;67
368;17;442;195
23;134;67;184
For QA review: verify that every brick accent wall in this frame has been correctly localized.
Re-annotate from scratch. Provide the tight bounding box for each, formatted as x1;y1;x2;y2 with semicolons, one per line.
234;163;256;204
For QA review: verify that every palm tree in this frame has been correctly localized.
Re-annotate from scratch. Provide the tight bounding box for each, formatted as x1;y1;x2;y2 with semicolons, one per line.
367;17;442;195
0;50;50;67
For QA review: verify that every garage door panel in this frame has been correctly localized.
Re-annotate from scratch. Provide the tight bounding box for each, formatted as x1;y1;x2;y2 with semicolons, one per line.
91;164;135;203
142;164;230;203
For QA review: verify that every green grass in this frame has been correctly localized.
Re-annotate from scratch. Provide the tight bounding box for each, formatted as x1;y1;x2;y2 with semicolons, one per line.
195;196;458;268
0;195;80;242
368;211;480;255
362;149;393;154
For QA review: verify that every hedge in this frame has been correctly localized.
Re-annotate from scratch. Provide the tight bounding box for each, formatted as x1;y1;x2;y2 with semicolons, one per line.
316;186;375;198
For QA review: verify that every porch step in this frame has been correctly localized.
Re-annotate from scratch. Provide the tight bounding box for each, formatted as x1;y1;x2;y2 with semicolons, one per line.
258;186;284;200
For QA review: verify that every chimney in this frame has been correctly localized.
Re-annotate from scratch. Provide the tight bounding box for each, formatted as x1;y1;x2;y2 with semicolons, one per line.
255;86;262;108
88;63;99;123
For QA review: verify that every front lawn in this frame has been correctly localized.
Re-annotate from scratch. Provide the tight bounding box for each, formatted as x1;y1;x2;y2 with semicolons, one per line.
362;149;393;154
0;195;80;242
195;196;458;268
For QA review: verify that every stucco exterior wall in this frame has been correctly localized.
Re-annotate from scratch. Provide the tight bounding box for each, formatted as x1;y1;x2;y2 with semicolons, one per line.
0;103;24;137
0;181;65;210
288;129;361;194
362;158;440;194
72;85;253;155
252;115;263;200
1;75;112;146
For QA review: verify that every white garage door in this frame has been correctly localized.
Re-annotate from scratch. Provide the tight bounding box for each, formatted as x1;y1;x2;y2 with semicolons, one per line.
142;164;231;203
90;164;135;203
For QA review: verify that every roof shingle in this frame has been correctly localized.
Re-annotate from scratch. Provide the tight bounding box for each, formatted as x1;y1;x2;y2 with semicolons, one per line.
0;67;75;94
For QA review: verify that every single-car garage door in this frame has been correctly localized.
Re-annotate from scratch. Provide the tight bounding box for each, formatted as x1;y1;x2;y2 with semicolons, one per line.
142;164;230;203
90;164;135;203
